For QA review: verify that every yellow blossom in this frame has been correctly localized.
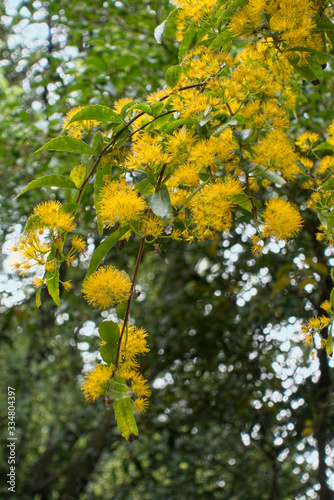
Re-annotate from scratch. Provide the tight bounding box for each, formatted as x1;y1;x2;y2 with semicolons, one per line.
99;178;147;227
262;198;303;241
72;235;86;253
321;300;332;312
143;215;164;238
253;130;299;180
133;396;150;414
81;364;115;402
82;265;132;310
113;97;133;115
296;131;319;152
63;281;72;292
33;201;76;233
318;155;334;175
33;277;44;289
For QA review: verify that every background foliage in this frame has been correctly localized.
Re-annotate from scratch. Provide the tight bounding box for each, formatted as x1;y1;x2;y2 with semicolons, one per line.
0;1;334;499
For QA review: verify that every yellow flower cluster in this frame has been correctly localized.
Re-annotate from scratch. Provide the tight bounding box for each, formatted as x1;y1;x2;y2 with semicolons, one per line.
253;130;299;180
81;364;115;402
99;178;147;227
11;201;76;282
189;177;243;240
82;324;151;413
261;198;303;241
229;0;323;66
82;266;132;310
171;0;217;40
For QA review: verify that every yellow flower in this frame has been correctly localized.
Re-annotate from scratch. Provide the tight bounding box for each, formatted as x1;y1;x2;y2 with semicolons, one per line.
72;235;86;253
262;198;303;241
130;372;151;398
143;215;164;238
33;277;44;289
63;280;72;292
113;97;133;115
321;300;332;312
99;178;147;227
81;364;115;402
318;155;334;175
296;132;319;152
33;201;76;233
133;396;149;414
82;266;132;310
253;130;299;180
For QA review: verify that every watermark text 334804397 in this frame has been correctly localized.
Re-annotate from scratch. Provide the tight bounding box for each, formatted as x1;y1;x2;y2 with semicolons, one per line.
7;387;16;494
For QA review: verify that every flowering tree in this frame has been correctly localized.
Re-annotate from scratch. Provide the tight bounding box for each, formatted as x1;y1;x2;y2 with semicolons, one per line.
11;0;334;449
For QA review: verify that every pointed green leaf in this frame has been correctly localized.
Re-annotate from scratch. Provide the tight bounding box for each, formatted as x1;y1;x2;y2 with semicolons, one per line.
233;193;253;212
254;166;287;186
114;398;139;442
210;31;232;51
148;185;173;225
233;129;253;143
99;321;120;344
46;269;60;307
129;103;151;115
331;268;334;283
35;137;94;155
100;343;117;364
17;175;77;198
92;131;105;154
83;226;130;281
165;119;194;134
66;104;121;125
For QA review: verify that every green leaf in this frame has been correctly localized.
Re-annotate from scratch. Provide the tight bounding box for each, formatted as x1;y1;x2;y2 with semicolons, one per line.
114;398;139;442
83;226;130;281
148;185;173;225
330;288;334;306
233;193;253;212
100;343;118;364
209;31;232;51
120;101;134;120
150;101;165;118
322;179;334;190
178;25;197;61
99;321;120;344
254;166;287;186
92;131;104;153
233;129;252;143
288;59;320;86
165;65;182;87
129;103;151;115
17;175;77;198
60;203;78;214
110;375;129;400
331;268;334;283
165;119;194;134
46;269;60;307
116;301;127;320
313;142;334;152
66;104;121;125
35;137;95;155
70;164;86;188
317;17;334;48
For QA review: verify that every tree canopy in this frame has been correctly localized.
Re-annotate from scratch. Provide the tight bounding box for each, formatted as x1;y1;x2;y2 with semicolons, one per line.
1;1;334;499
